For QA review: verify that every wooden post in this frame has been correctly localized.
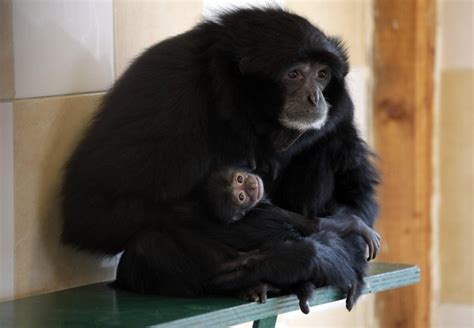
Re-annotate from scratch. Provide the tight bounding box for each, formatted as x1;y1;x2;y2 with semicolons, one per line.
373;1;435;327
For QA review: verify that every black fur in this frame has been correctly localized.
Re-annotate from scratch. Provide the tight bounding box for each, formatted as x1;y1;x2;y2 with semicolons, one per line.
61;8;379;310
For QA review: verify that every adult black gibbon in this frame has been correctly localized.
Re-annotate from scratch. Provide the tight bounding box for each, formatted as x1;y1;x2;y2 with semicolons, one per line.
61;8;379;311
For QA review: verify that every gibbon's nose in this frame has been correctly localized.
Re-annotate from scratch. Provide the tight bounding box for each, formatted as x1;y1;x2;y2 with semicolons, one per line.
308;92;319;105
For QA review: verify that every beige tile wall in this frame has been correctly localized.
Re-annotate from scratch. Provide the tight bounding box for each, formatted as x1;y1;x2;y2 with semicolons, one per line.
114;0;203;75
14;94;116;297
277;297;374;328
0;102;14;301
439;69;474;305
437;0;474;312
0;0;14;100
287;0;370;67
0;0;16;301
12;0;114;98
5;0;204;299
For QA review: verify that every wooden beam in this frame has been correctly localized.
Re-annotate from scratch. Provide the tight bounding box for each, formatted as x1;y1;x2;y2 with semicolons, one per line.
373;0;435;327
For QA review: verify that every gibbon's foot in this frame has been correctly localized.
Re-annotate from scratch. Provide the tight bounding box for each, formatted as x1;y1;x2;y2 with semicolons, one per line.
238;283;280;303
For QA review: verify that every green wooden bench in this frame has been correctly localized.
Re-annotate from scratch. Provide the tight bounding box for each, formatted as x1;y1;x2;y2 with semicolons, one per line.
0;263;419;327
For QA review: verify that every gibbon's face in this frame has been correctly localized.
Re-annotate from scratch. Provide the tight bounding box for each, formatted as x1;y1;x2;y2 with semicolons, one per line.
279;61;332;131
207;168;265;224
228;170;264;212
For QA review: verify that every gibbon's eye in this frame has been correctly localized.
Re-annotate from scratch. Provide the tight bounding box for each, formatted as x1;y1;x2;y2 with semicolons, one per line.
317;68;331;81
238;192;245;202
287;70;301;79
236;175;244;184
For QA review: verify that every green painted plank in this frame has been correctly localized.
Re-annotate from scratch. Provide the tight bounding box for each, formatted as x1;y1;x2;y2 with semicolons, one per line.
0;263;420;328
253;315;277;328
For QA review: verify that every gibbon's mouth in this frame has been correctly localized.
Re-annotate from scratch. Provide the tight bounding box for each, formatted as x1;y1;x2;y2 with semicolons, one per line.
249;175;264;204
256;175;264;201
280;101;330;131
279;110;328;131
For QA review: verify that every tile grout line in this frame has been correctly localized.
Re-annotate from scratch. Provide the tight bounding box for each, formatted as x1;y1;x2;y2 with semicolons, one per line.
13;91;107;102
